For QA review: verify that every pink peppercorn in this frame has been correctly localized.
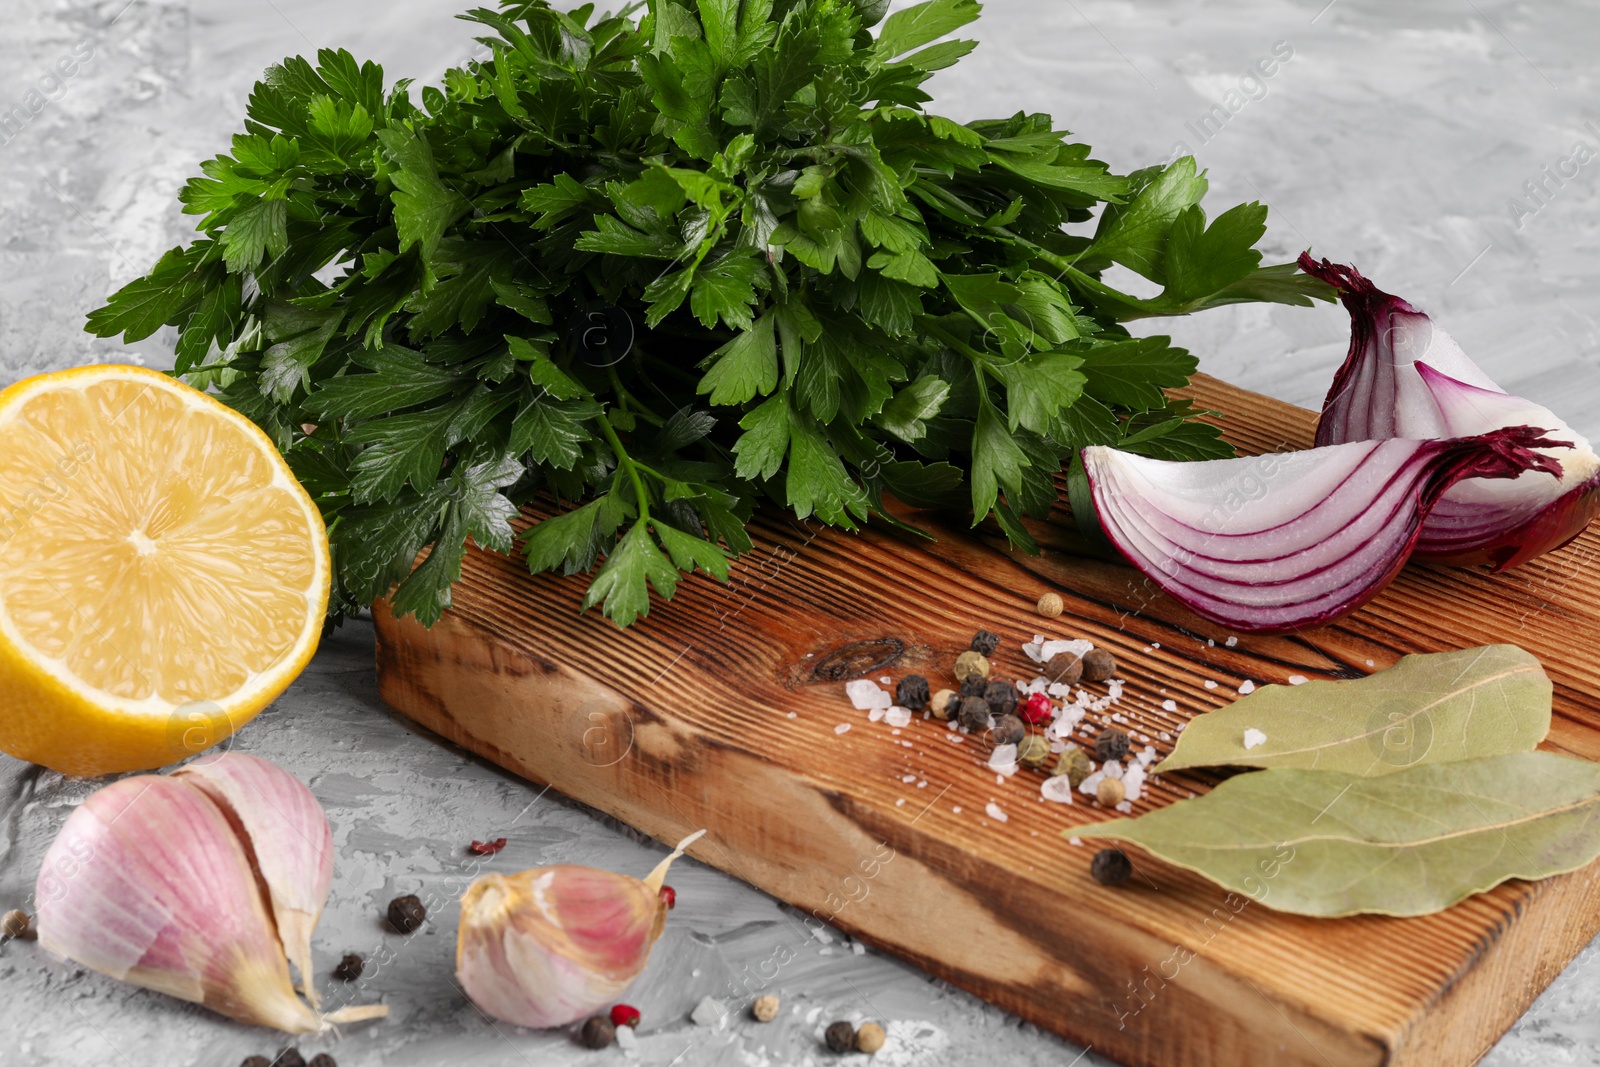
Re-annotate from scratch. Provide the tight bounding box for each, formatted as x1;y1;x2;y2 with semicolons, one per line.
1021;692;1053;724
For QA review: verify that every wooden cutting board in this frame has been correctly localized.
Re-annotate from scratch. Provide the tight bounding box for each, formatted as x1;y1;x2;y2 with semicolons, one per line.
372;372;1600;1067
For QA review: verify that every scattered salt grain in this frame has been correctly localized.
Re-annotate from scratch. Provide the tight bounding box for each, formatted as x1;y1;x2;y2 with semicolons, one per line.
879;675;892;685
616;1024;638;1052
1288;675;1309;686
902;774;917;783
989;744;1019;776
851;941;866;956
1237;680;1256;695
691;996;726;1027
845;679;892;710
1161;699;1177;712
1225;636;1238;647
985;802;1008;823
1040;777;1075;804
1122;762;1146;801
1116;801;1133;813
1068;836;1083;846
787;712;797;719
885;706;912;728
834;723;851;735
1151;642;1160;650
1159;731;1170;741
1365;658;1375;666
895;798;905;807
868;708;886;723
1041;638;1093;662
1203;679;1218;690
952;806;962;814
1243;728;1268;750
1206;639;1214;647
1107;680;1124;700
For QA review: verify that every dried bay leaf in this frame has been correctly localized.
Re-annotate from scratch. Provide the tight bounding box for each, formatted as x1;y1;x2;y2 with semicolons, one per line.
1154;645;1550;777
1076;752;1600;917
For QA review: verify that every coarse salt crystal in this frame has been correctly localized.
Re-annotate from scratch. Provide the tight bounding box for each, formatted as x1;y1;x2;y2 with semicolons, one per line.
1041;638;1093;662
1115;801;1133;813
985;802;1008;822
1068;836;1083;846
895;798;905;807
1243;728;1268;750
989;744;1019;776
845;679;891;710
1288;675;1309;685
1161;699;1178;712
868;708;886;723
952;806;962;814
1151;642;1160;649
1203;679;1218;690
1107;680;1124;701
1225;636;1238;647
902;774;917;783
1122;762;1146;801
885;706;912;728
879;675;892;685
1365;658;1375;666
1040;777;1075;804
787;712;797;719
1238;680;1256;695
835;723;851;734
1079;770;1103;795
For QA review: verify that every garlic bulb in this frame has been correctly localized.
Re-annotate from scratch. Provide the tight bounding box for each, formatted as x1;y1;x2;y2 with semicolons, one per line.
35;753;383;1033
457;829;704;1027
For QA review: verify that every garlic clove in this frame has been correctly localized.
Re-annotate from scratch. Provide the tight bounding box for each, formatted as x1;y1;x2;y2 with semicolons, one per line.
35;776;323;1033
457;830;704;1028
174;752;333;1008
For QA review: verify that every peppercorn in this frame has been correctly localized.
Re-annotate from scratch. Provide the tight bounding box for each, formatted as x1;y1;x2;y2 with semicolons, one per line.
894;674;930;710
1081;647;1117;682
581;1014;616;1048
752;994;780;1022
659;885;677;909
1020;691;1053;725
271;1049;306;1067
1054;746;1093;787
309;1055;337;1067
386;894;426;934
983;679;1018;716
241;1058;270;1067
1036;592;1064;618
969;630;1000;656
856;1021;887;1053
990;714;1025;746
953;650;990;682
957;696;991;732
1096;776;1126;807
2;909;30;940
1091;848;1134;886
959;672;988;698
929;688;959;719
1044;653;1082;686
824;1020;856;1053
1094;727;1129;763
332;953;364;982
611;1003;641;1028
1017;735;1052;769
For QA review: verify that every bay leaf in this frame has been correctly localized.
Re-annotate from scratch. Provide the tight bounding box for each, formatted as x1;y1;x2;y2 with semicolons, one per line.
1075;752;1600;917
1153;645;1550;777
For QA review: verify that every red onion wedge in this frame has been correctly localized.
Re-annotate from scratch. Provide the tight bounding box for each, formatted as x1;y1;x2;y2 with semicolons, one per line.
1081;427;1563;633
1301;254;1600;569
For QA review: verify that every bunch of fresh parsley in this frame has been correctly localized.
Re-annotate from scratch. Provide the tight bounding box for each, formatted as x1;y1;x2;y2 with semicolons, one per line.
86;0;1330;628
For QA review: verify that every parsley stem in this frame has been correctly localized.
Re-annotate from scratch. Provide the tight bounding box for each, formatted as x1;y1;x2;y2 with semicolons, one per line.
596;413;652;522
607;365;666;427
922;321;994;402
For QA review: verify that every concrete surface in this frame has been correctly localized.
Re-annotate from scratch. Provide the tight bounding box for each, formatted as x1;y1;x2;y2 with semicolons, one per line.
3;0;1600;1064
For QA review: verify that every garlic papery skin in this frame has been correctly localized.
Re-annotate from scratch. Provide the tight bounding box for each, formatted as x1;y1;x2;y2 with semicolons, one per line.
457;830;704;1028
35;775;323;1033
174;752;333;1007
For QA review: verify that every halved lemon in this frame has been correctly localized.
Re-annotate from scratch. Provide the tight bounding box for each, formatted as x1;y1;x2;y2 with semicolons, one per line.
0;365;329;776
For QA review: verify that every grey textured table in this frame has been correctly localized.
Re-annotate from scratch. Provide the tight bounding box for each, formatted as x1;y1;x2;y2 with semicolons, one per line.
3;1;1599;1064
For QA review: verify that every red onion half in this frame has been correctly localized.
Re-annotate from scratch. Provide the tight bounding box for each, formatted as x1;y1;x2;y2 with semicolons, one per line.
1302;254;1600;569
1082;427;1563;633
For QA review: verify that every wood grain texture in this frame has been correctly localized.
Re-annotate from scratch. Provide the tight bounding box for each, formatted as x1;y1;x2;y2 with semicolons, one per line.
373;372;1600;1067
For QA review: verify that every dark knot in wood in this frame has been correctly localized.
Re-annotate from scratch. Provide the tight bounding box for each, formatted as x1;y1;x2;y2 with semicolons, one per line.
808;638;905;682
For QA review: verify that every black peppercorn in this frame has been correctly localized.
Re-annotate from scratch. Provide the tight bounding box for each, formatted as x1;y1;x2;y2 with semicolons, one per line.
1082;648;1117;682
271;1049;306;1067
1094;727;1129;762
991;714;1025;746
983;679;1018;716
959;671;987;698
970;630;1000;656
308;1055;338;1067
1044;654;1082;686
241;1058;271;1067
894;674;930;710
824;1020;857;1053
333;953;364;982
387;894;426;934
1090;848;1133;886
581;1014;617;1048
957;696;991;732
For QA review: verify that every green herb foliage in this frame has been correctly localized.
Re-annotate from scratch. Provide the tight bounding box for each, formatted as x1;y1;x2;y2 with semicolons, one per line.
85;0;1331;627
